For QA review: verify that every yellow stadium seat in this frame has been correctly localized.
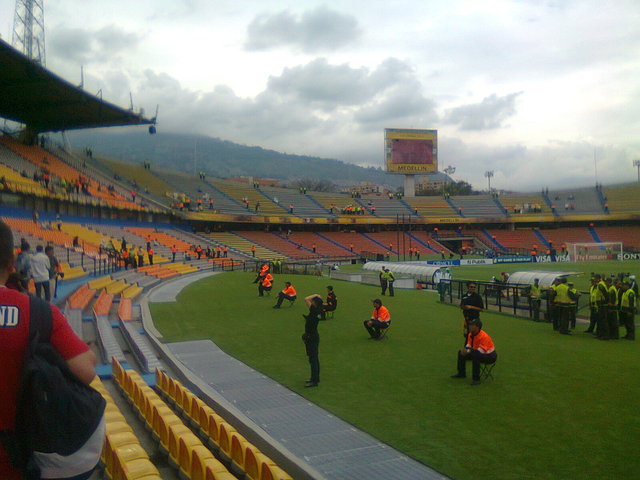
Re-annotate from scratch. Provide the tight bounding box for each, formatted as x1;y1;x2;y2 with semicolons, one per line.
205;413;226;451
198;404;216;435
152;405;181;443
112;444;148;479
261;464;293;480
180;443;215;479
217;422;236;463
205;468;237;480
105;421;134;436
115;458;160;480
245;450;276;480
230;432;249;474
191;454;229;480
166;423;192;465
181;389;195;423
166;376;178;406
104;432;139;475
169;431;200;469
189;394;205;426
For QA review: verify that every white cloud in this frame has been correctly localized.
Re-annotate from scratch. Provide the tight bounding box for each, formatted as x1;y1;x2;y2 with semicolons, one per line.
245;6;361;53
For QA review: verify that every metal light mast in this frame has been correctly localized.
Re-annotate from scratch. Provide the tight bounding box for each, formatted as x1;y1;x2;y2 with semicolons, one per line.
12;0;46;66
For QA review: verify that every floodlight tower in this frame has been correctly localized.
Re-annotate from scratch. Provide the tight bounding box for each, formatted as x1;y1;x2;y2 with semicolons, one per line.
485;170;494;192
12;0;46;66
634;159;640;183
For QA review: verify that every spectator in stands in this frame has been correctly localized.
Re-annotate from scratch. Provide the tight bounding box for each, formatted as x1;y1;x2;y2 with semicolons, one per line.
46;245;63;299
302;294;325;387
0;220;99;480
251;245;256;257
451;319;497;385
14;243;32;291
273;282;297;308
364;299;391;339
31;245;52;301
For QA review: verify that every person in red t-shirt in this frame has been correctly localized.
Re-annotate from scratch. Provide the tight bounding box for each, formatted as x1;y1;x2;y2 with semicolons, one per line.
0;221;97;480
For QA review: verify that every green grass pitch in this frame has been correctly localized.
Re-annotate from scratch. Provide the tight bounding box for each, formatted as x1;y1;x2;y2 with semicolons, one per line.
150;268;639;480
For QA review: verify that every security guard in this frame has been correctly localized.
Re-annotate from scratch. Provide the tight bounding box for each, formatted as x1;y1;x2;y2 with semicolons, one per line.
382;267;396;297
568;282;579;329
619;281;636;340
605;277;619;340
553;278;573;335
595;274;610;339
548;278;560;329
529;278;541;322
585;277;601;334
379;266;388;295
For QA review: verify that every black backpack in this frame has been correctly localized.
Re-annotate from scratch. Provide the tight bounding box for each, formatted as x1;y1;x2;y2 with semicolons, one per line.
1;295;106;479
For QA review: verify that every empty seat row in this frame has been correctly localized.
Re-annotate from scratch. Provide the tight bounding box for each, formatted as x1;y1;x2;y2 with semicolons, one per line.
112;358;236;480
90;377;161;480
155;368;292;480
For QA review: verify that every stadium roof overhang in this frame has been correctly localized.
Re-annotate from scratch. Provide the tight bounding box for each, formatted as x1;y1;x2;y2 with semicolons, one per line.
0;38;155;133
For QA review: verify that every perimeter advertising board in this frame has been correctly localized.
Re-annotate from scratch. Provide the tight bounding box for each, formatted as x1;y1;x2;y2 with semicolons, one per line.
385;128;437;174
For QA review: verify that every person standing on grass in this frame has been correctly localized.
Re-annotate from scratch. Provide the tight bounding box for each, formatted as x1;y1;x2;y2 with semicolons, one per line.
619;281;636;340
302;294;325;387
460;282;484;341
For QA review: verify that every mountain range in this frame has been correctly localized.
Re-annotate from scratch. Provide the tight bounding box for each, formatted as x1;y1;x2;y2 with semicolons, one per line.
66;130;453;188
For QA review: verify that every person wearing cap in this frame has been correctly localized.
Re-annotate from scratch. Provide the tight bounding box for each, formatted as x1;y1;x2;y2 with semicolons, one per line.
451;319;497;385
364;299;391;339
619;281;636;340
460;282;484;340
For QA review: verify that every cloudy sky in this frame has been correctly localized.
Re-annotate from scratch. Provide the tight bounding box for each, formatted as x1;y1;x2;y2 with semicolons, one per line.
1;0;639;191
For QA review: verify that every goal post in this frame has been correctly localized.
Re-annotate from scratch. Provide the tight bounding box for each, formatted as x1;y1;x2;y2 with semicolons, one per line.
569;242;623;262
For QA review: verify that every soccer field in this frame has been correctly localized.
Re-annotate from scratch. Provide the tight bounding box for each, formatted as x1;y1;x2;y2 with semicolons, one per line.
151;269;639;480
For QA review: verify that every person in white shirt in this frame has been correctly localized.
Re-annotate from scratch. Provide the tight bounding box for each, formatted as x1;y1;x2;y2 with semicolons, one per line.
31;244;52;301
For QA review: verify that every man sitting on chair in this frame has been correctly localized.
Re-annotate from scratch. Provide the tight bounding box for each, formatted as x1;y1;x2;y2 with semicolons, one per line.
258;272;273;296
323;285;337;314
273;281;297;308
451;319;497;385
363;299;391;339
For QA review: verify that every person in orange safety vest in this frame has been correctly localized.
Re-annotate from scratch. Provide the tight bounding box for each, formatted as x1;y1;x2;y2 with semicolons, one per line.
363;299;391;339
273;281;297;308
259;273;273;297
253;263;270;284
451;318;497;385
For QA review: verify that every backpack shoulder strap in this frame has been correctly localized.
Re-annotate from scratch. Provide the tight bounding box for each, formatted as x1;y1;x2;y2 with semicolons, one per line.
28;295;53;346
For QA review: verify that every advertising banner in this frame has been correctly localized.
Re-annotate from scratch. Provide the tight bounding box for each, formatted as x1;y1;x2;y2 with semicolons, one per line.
618;252;640;261
494;256;533;264
426;260;460;266
460;258;494;265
